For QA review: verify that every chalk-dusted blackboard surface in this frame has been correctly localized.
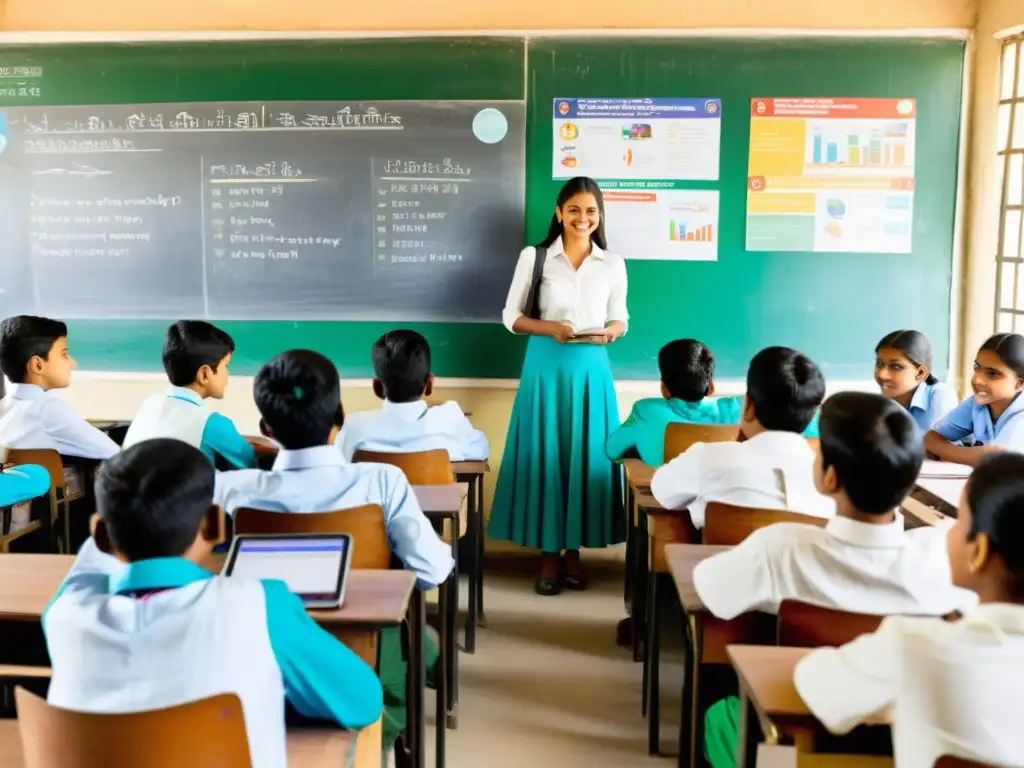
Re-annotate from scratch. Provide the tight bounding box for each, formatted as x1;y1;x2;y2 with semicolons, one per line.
0;99;525;321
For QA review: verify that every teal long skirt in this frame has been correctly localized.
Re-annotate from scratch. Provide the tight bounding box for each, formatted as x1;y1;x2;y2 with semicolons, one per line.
487;336;625;552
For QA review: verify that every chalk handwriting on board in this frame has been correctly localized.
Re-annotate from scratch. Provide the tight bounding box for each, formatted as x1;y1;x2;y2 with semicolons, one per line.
21;105;402;134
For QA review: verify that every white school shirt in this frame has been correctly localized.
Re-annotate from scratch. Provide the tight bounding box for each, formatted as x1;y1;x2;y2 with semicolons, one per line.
795;604;1024;767
0;383;118;460
44;541;382;768
501;236;629;334
214;445;454;589
692;514;976;620
650;430;834;529
337;399;489;463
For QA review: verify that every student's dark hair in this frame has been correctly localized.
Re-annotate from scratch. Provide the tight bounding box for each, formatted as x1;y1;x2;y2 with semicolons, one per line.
966;452;1024;600
659;339;714;402
539;176;608;251
96;438;215;561
162;321;235;387
875;329;938;385
819;392;923;514
253;349;343;450
0;315;68;383
745;347;825;433
978;332;1024;379
372;330;431;403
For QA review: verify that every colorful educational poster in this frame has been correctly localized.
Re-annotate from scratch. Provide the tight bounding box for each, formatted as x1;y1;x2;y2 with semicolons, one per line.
746;98;916;253
552;97;722;181
602;184;719;261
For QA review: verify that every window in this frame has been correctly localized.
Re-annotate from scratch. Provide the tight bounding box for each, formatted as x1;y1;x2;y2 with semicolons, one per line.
996;33;1024;332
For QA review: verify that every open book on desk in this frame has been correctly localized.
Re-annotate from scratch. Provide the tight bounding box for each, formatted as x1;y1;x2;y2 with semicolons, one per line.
919;459;972;479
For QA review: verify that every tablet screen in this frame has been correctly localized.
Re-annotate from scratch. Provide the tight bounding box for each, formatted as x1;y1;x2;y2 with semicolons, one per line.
229;536;349;600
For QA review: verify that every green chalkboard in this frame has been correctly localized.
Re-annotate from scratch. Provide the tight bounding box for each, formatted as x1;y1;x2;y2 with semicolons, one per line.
0;37;964;379
0;39;530;377
527;38;965;380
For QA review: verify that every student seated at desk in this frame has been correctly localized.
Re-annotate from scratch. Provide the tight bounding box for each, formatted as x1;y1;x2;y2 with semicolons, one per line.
122;321;256;469
700;392;976;768
925;332;1024;466
650;346;831;529
0;315;119;460
796;452;1024;768
214;349;453;751
0;461;49;506
607;339;823;467
44;439;383;768
874;329;957;432
337;329;488;462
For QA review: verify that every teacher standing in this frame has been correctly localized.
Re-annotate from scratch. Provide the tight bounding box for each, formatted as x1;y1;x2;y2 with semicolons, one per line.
488;176;628;596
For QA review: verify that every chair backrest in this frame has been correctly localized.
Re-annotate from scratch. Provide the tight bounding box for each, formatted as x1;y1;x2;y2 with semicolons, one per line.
6;449;65;491
777;600;885;648
663;423;737;462
702;502;828;545
353;448;455;485
15;687;252;768
934;757;1001;768
233;505;390;569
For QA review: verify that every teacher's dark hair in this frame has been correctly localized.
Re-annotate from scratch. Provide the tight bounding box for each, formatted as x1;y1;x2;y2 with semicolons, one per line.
539;177;608;251
876;330;937;385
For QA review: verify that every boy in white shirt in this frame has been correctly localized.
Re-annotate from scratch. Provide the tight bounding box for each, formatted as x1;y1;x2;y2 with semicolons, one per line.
0;315;118;460
123;321;256;470
651;346;832;527
795;452;1024;768
337;330;488;462
45;439;382;768
701;392;975;768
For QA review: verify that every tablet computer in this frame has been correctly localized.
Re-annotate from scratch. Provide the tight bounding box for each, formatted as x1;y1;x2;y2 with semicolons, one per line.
224;533;353;609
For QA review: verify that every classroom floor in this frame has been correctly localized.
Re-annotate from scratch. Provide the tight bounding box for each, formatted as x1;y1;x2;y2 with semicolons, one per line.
427;549;682;767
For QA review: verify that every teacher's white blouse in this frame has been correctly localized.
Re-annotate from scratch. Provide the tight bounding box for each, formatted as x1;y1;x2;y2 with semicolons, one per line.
501;237;629;334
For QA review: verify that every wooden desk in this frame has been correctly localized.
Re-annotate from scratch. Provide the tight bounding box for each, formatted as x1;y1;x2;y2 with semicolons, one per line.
0;719;375;768
665;544;776;768
451;460;489;654
729;645;891;767
412;482;465;767
621;459;656;666
916;476;965;508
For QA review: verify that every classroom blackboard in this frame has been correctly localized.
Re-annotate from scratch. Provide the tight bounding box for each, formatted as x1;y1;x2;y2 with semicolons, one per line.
0;99;525;321
0;37;965;379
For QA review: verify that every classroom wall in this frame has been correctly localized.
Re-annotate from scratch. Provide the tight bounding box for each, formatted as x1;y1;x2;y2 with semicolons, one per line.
1;0;982;549
962;0;1024;385
0;0;979;33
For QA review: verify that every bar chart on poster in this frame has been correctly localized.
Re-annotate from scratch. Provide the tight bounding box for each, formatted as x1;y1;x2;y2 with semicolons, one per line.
0;100;526;321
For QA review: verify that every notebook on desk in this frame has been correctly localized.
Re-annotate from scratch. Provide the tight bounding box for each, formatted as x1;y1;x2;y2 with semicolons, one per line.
919;460;972;479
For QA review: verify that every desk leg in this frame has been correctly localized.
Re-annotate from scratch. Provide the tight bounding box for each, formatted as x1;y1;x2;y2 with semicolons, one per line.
435;577;448;768
633;510;648;666
678;615;699;768
475;475;487;628
408;590;426;768
624;478;634;611
646;571;666;755
446;527;459;730
464;474;479;654
734;686;758;768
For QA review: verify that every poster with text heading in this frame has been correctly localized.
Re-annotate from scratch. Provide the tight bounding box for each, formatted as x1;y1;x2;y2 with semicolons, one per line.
602;183;719;261
746;97;916;254
553;98;721;181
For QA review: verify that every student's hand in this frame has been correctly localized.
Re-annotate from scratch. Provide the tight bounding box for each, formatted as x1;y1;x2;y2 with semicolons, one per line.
547;322;575;343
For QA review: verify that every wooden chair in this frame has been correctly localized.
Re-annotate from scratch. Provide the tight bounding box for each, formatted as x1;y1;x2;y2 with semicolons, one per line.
5;449;67;553
353;449;464;540
234;505;390;570
933;757;1000;768
15;687;252;768
663;422;738;462
703;502;828;545
777;600;885;648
